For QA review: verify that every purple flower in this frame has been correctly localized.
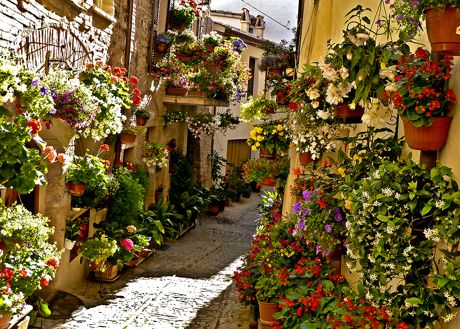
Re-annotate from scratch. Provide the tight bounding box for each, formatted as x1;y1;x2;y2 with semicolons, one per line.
31;80;38;87
301;208;311;217
411;1;419;7
334;213;343;222
324;250;330;256
292;201;302;214
397;15;403;22
385;0;390;3
325;224;332;233
315;245;322;252
302;190;311;201
297;219;305;231
375;19;381;25
40;86;47;96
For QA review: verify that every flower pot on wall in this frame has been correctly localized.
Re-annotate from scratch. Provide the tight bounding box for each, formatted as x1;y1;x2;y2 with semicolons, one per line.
205;44;216;52
299;151;313;165
258;301;279;326
426;7;460;55
402;117;452;151
165;87;188;96
120;133;136;144
64;238;76;250
334;103;364;123
136;116;148;126
259;149;276;160
0;313;12;329
155;42;168;53
67;182;85;196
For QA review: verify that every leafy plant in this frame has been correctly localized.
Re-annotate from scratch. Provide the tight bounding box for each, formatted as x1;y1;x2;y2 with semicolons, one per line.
65;217;89;241
121;125;147;136
147;197;183;240
65;153;109;191
135;108;151;119
81;234;118;272
240;94;279;122
247;118;290;154
202;31;222;46
143;142;168;168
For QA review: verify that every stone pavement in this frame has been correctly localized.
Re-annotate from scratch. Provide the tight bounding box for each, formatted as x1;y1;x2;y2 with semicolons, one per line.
34;193;260;329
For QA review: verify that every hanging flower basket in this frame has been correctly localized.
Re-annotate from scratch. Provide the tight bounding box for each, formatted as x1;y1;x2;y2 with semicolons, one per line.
334;103;364;123
426;7;460;55
67;182;85;196
267;67;283;80
136;116;148;126
402;117;452;151
299;152;313;165
258;301;280;326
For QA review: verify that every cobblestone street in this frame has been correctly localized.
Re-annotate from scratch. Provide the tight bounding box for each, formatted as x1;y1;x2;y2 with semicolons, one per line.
41;195;259;329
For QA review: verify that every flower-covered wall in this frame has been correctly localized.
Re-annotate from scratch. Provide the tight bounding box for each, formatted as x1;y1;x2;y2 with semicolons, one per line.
295;0;460;327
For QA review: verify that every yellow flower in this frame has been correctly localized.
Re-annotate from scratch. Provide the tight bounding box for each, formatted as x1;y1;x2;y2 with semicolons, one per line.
256;127;263;133
338;167;346;178
279;132;284;136
276;124;283;131
257;135;264;141
353;154;363;163
255;142;260;147
250;130;257;138
251;145;258;151
345;199;353;211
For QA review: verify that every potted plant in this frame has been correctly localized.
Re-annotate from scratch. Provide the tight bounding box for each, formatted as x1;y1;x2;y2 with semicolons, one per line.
202;31;222;52
240;94;279;122
241;157;289;188
65;151;109;197
170;0;203;31
64;217;88;250
81;234;119;278
247;118;291;155
384;0;460;54
120;125;147;144
134;108;151;126
143;142;169;168
259;39;291;73
155;32;172;53
380;48;456;150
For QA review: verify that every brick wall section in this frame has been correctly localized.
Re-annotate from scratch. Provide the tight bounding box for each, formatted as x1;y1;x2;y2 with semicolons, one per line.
0;0;113;59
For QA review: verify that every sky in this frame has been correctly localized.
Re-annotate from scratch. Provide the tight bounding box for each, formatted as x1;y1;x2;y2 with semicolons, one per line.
209;0;298;43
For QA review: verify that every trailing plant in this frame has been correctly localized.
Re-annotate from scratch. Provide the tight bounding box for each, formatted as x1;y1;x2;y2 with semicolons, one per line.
247;118;290;154
240;94;279;122
143;142;168;168
81;234;118;272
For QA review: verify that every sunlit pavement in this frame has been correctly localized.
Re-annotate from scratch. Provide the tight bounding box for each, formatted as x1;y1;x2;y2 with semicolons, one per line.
60;260;242;329
51;194;259;329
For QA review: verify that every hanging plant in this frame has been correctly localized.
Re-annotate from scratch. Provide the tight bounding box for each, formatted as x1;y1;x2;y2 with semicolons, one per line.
143;142;169;168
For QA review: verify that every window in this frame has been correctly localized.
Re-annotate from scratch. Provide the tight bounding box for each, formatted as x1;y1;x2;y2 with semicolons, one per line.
94;0;114;16
247;57;256;97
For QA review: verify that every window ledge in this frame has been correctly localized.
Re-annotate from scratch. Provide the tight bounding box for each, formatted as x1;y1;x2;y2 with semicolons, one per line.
92;6;117;24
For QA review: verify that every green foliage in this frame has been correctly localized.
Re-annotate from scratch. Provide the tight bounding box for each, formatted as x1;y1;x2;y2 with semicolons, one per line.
0;115;47;194
147;197;183;240
80;234;118;271
65;154;108;190
240;94;279;123
169;150;196;202
108;167;145;225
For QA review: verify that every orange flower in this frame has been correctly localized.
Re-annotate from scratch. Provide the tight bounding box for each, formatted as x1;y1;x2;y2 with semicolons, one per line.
129;75;139;86
100;144;110;151
43;146;57;162
293;167;301;176
57;153;67;164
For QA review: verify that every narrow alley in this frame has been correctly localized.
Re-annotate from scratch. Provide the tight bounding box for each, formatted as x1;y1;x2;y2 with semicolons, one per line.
39;195;259;329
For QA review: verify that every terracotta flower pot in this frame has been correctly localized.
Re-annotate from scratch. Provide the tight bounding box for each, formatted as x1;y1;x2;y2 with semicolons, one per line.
120;133;136;144
426;7;460;55
136;116;148;126
0;313;12;329
258;301;280;326
156;42;168;53
94;264;118;281
165;87;188;96
205;44;216;52
259;149;276;159
402;117;452;151
334;103;364;123
68;182;85;196
299;151;313;165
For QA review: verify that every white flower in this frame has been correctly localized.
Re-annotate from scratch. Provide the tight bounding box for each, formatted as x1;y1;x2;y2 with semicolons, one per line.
444;292;457;307
385;82;399;92
379;65;397;81
395;193;401;200
373;170;381;179
443;312;457;322
325;84;344;105
435;200;445;209
306;87;320;100
386;226;394;234
339;67;349;79
382;187;394;197
317;110;331;120
319;62;338;82
311;100;320;108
